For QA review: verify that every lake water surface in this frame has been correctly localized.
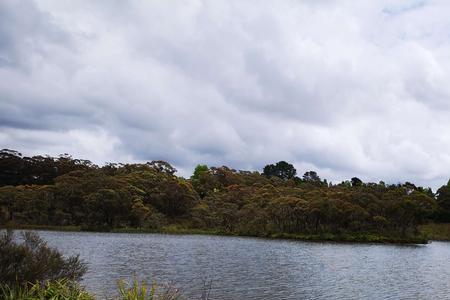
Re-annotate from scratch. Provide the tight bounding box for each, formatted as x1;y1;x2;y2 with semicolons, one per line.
35;230;450;299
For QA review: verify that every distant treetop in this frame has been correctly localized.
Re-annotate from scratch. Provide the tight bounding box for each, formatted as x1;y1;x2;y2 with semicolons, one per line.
263;161;296;180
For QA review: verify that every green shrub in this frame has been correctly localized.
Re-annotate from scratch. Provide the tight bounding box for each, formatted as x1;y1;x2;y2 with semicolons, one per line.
0;230;87;286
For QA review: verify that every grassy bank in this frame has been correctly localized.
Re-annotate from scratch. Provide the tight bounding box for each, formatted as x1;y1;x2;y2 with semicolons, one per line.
0;224;82;232
419;223;450;241
1;224;429;244
267;232;428;244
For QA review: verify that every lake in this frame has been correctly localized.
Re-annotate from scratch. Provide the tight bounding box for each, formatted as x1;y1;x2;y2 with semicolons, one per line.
35;230;450;299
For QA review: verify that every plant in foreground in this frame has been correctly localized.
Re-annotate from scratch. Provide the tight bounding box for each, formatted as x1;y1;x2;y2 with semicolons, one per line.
0;279;94;300
117;277;182;300
0;278;188;300
0;230;87;286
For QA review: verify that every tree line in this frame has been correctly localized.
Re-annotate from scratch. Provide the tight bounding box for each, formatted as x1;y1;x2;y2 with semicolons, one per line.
1;149;450;240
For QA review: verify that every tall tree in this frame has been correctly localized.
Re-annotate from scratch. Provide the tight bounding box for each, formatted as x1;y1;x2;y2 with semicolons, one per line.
303;171;321;183
351;177;363;187
436;180;450;221
263;161;296;180
191;164;209;180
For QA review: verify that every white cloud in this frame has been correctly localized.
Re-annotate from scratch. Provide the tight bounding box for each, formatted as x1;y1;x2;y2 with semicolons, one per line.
1;0;450;189
0;127;129;164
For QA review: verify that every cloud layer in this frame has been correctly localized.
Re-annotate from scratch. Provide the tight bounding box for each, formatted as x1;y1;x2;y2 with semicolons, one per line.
2;0;450;189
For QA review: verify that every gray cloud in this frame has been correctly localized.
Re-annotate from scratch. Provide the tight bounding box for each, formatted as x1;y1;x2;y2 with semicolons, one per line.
2;0;450;189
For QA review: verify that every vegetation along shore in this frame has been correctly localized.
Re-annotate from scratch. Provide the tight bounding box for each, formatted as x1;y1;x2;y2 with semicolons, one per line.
2;149;450;244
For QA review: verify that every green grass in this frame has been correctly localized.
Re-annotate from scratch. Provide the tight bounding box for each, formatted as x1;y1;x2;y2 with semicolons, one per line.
419;223;450;241
113;226;428;244
0;280;94;300
1;224;429;244
111;225;220;236
117;277;182;300
267;232;428;244
0;278;191;300
0;278;184;300
0;224;82;232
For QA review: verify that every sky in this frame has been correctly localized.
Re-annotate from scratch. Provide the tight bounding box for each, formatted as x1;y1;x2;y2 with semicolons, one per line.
1;0;450;189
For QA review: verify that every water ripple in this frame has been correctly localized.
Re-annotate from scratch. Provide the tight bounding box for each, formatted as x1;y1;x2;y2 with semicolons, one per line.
35;231;450;300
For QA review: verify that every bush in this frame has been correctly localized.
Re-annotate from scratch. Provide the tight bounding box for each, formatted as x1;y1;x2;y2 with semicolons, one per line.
0;230;87;286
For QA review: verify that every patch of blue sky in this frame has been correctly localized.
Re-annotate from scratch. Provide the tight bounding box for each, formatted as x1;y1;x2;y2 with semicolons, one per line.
382;0;427;15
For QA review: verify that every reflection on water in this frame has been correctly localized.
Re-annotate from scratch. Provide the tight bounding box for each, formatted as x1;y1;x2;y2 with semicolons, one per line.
35;231;450;299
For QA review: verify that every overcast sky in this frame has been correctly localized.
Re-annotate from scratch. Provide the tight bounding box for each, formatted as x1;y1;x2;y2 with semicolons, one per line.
2;0;450;189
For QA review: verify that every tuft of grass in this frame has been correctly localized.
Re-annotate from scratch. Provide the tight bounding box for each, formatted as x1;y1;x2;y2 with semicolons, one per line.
117;277;182;300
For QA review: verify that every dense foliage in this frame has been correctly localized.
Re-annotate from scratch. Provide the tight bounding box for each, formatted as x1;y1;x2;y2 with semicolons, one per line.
0;230;87;287
0;149;447;241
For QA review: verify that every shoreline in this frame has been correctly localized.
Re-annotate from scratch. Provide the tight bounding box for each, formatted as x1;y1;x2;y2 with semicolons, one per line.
1;224;432;245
